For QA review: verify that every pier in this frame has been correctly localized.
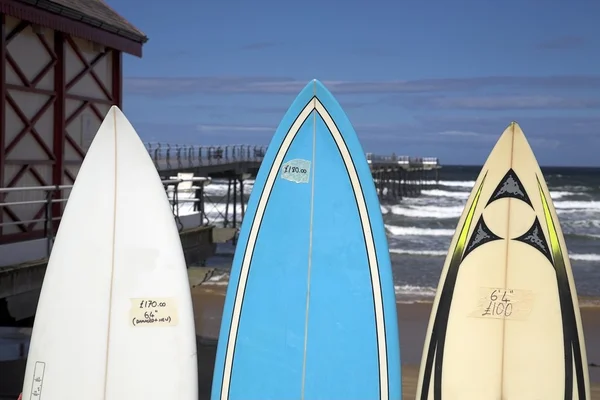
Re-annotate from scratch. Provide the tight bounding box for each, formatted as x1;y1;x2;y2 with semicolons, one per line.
368;153;440;201
149;143;441;229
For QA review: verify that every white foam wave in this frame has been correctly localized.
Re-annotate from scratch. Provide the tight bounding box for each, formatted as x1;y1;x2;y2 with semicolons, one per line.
385;224;454;237
394;284;436;298
554;201;600;211
423;180;475;188
550;191;578;199
390;205;464;219
570;254;600;262
554;185;594;193
563;220;600;237
203;182;255;197
390;249;447;257
203;274;229;286
421;189;470;199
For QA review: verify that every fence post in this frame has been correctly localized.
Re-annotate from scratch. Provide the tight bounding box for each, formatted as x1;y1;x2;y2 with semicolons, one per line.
44;189;54;257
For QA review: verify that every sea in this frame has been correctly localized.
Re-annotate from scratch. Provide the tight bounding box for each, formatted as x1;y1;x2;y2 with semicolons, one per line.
190;165;600;305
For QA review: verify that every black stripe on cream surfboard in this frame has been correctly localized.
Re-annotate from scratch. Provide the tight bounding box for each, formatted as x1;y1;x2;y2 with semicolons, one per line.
418;174;488;400
535;175;587;400
418;167;588;400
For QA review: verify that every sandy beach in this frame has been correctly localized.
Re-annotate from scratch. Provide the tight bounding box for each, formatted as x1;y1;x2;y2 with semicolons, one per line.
1;281;599;398
192;284;600;399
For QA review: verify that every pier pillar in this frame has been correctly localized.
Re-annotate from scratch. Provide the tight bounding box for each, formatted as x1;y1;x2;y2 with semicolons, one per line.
239;177;245;220
224;178;232;227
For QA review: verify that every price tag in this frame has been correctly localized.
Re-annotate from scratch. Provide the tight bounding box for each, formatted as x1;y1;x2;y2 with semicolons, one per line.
281;159;311;184
130;298;179;327
469;287;535;320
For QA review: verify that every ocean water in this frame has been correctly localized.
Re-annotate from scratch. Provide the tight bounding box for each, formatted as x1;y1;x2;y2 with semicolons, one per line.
190;165;600;304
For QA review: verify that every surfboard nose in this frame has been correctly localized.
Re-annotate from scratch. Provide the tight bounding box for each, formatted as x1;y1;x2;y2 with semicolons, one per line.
493;121;529;154
502;121;538;155
95;105;144;146
311;79;328;92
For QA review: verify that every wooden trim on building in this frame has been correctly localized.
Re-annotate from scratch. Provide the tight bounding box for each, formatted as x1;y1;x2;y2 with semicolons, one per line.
52;31;65;222
0;13;5;236
112;49;122;108
0;0;144;56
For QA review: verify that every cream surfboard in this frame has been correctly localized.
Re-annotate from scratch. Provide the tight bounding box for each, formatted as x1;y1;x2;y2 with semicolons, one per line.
21;106;198;399
416;122;590;399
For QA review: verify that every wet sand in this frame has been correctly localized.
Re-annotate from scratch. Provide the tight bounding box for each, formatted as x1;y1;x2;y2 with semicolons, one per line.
192;285;600;399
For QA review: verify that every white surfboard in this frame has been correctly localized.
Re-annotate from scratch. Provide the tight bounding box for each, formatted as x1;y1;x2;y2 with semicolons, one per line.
21;106;198;399
416;122;590;399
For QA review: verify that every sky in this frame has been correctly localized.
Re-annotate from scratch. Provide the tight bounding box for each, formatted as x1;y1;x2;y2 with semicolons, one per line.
106;0;600;166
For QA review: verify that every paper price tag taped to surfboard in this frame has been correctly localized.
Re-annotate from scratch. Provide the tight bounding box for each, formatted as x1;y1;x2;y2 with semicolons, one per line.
281;159;311;184
469;287;535;320
130;297;179;327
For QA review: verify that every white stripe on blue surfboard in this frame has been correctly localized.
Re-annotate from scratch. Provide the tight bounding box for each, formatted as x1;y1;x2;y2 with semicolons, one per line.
316;99;388;400
220;96;388;400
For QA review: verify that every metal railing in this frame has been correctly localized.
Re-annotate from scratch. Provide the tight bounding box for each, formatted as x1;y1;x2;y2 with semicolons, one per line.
366;153;440;167
143;143;440;171
145;143;268;171
0;177;220;256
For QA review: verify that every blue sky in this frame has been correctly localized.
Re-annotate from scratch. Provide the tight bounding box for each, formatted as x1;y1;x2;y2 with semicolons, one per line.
107;0;600;166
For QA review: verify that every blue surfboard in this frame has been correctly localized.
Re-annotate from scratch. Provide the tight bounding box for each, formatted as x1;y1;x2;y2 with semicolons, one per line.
211;80;401;400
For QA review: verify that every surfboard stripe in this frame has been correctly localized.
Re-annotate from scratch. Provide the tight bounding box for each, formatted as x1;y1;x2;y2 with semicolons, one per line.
537;177;587;399
418;174;487;399
219;98;315;400
315;99;388;398
300;92;317;399
218;93;390;400
102;109;120;398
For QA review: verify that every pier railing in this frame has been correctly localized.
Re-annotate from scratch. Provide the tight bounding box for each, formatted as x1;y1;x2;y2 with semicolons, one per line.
366;153;440;168
0;177;221;251
145;143;440;171
145;143;267;171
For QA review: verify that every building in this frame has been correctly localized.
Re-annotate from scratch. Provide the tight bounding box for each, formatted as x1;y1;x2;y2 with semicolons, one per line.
0;0;147;252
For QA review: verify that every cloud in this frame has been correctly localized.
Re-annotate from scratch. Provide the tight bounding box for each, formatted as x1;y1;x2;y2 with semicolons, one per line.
132;121;274;145
196;124;274;134
535;36;587;50
123;75;600;97
439;130;490;138
131;112;599;147
346;115;600;152
413;114;600;137
434;129;559;149
236;100;372;116
399;94;600;110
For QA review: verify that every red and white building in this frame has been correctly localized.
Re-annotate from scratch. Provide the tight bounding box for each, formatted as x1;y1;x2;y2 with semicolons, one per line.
0;0;147;255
